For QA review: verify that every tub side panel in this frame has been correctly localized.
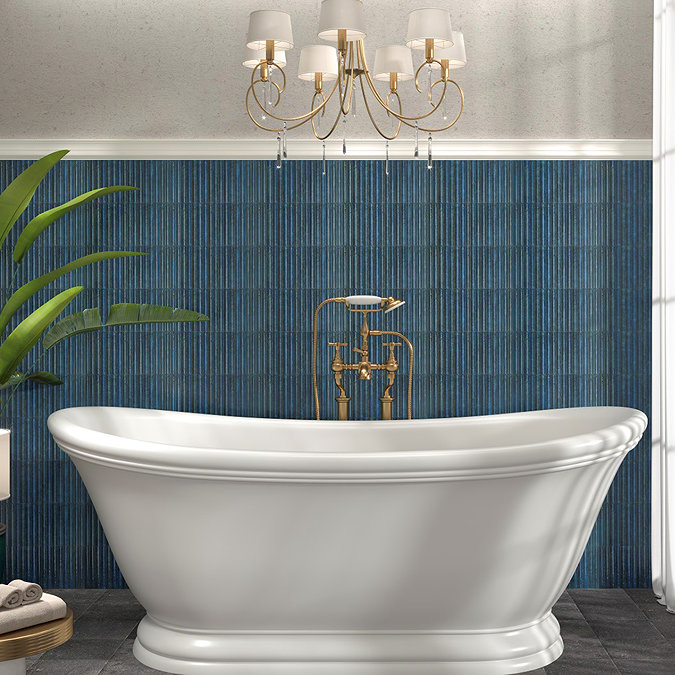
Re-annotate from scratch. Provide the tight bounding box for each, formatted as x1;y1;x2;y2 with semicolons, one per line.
69;453;625;631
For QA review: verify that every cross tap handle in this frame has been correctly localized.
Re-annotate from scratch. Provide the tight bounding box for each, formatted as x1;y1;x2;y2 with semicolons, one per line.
328;342;348;365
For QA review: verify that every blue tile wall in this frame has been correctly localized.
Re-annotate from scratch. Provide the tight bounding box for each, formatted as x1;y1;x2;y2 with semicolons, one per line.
0;159;651;588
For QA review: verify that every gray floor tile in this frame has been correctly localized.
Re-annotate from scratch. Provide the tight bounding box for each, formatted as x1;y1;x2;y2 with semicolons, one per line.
546;658;620;674
81;589;146;621
614;659;675;675
546;639;619;673
100;638;171;674
28;661;107;674
34;637;121;662
98;589;137;601
72;616;140;641
45;589;106;616
552;594;586;622
25;653;42;669
651;621;675;644
557;618;597;639
633;603;675;641
590;619;675;661
568;589;646;622
27;638;118;673
544;607;619;674
624;588;660;607
635;602;675;621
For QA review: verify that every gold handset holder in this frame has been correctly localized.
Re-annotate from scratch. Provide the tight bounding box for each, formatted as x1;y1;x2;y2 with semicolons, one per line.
312;296;413;421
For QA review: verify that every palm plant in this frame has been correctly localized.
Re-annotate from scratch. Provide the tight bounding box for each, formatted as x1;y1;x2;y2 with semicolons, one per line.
0;149;208;416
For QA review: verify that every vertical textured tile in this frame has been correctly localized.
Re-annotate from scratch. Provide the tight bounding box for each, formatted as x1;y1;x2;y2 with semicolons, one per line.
0;158;652;589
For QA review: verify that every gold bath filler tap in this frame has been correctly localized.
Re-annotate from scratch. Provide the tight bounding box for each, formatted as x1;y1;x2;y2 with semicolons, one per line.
312;295;413;421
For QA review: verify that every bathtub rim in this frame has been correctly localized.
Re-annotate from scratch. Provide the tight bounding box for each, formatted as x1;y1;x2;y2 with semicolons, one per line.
48;405;647;482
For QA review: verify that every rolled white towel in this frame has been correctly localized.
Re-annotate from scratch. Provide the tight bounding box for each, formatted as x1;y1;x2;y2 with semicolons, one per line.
8;579;43;605
0;584;22;609
0;593;67;635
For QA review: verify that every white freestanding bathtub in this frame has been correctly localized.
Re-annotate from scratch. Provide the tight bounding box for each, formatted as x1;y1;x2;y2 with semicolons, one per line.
48;406;647;675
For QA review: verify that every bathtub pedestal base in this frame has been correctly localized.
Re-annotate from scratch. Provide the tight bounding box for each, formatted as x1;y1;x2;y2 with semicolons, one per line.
133;613;563;675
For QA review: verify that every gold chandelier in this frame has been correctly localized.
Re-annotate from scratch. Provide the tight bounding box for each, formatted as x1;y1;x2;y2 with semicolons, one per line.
243;1;467;165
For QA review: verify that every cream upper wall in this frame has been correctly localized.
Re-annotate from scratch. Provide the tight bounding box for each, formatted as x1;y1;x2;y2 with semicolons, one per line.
2;0;652;140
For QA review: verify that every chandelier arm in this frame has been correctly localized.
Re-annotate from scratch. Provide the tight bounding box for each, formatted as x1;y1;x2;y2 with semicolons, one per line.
310;91;327;139
267;80;283;108
354;39;395;132
310;91;346;140
246;68;341;126
245;85;312;132
398;79;465;133
332;49;353;119
274;63;287;96
307;59;353;140
336;53;347;114
413;61;430;96
246;82;336;131
272;77;284;107
248;61;286;104
314;92;353;140
339;43;356;117
357;73;402;140
357;41;455;124
269;64;287;101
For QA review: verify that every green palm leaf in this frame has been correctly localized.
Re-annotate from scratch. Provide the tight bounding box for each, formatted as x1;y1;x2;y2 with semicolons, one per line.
13;185;139;264
0;149;69;248
0;287;83;384
0;251;144;337
0;371;63;390
43;303;209;350
106;303;209;325
27;371;63;385
41;308;103;350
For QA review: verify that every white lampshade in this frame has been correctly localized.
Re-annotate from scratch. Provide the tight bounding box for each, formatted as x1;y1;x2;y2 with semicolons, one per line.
430;31;467;69
242;47;287;69
373;45;414;81
406;8;453;50
318;0;366;42
0;430;9;500
298;45;339;81
246;10;294;50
